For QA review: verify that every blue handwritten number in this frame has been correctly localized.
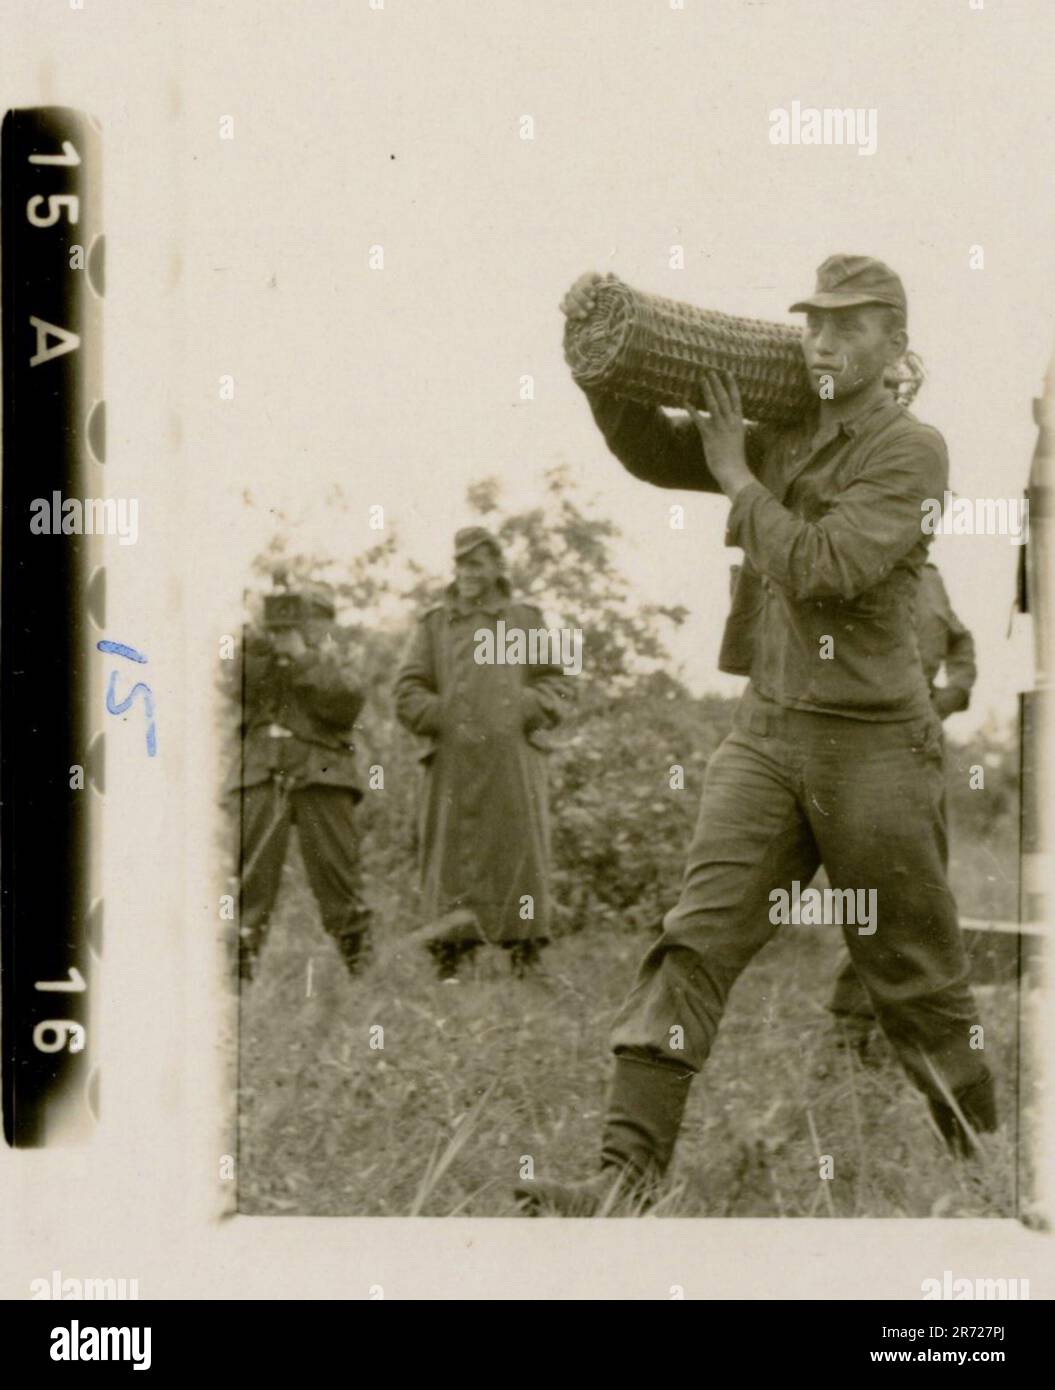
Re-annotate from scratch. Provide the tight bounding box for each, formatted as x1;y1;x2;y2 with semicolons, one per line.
97;640;157;757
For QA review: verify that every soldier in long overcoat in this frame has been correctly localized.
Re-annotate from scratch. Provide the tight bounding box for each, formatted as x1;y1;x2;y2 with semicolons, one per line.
394;528;572;978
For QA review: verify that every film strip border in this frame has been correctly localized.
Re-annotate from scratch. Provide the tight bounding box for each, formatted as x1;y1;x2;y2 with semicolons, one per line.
2;107;104;1146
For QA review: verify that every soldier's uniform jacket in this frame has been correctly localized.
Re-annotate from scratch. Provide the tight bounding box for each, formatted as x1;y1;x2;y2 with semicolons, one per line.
586;389;946;720
222;632;365;799
394;580;572;941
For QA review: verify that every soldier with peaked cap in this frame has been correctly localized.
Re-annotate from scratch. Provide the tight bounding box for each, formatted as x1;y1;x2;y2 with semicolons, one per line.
222;578;371;982
395;527;573;979
517;255;997;1214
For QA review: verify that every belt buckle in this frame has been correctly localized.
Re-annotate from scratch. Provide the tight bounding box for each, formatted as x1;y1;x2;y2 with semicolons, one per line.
267;723;293;739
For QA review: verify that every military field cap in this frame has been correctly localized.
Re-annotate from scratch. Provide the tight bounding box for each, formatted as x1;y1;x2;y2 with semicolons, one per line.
302;580;336;617
454;525;502;559
789;254;907;318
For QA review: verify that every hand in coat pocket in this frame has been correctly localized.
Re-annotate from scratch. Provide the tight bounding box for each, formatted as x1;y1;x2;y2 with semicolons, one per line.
418;693;445;737
520;688;546;734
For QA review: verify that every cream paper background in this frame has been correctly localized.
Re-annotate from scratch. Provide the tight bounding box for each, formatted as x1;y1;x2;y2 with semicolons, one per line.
1;0;1052;1298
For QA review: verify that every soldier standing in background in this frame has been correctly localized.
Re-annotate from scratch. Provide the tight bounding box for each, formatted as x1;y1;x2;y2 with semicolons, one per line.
826;561;977;1048
223;577;371;983
394;527;572;980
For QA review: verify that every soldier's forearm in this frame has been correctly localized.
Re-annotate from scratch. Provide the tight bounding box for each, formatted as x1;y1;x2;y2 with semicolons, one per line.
584;389;722;494
931;684;970;718
943;640;977;696
395;683;441;735
528;676;573;725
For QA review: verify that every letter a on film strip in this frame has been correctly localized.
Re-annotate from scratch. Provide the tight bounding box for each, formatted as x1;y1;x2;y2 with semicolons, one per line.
1;107;104;1146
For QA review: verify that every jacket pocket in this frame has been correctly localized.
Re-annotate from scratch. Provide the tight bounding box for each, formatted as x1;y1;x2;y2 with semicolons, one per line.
827;585;886;618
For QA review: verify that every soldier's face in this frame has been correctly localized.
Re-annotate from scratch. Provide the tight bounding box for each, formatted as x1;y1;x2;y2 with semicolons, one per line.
801;305;906;401
455;546;501;600
302;615;333;648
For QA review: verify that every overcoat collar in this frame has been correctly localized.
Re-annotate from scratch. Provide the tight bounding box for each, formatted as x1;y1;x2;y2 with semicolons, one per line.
444;575;513;619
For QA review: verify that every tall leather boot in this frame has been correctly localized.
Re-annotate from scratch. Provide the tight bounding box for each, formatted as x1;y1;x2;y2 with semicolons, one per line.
428;938;481;981
515;1055;694;1216
928;1072;998;1158
334;908;373;979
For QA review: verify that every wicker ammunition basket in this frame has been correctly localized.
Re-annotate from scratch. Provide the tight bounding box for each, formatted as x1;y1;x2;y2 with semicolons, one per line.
563;275;814;425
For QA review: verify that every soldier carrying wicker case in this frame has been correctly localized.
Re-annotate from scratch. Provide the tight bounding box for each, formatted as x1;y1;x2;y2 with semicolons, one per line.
516;255;997;1216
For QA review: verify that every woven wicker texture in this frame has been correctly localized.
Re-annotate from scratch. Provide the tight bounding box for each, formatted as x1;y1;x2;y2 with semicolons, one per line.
564;276;815;425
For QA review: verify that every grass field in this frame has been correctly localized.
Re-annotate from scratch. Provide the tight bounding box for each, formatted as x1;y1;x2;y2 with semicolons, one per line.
237;837;1034;1219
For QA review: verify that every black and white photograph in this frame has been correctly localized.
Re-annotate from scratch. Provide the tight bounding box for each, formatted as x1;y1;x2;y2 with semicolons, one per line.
3;0;1054;1323
211;4;1049;1228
